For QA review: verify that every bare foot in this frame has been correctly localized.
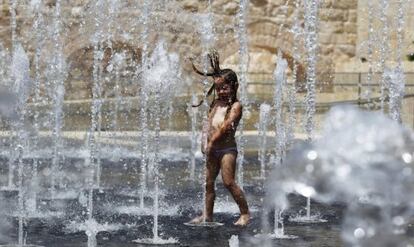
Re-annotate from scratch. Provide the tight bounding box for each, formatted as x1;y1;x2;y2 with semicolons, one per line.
188;215;212;224
234;214;250;226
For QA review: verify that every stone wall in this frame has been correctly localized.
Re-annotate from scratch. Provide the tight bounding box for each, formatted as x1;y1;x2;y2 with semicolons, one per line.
0;0;366;101
347;0;414;73
0;0;413;131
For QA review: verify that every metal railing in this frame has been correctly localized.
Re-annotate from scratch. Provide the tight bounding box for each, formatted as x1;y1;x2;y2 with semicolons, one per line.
244;72;414;129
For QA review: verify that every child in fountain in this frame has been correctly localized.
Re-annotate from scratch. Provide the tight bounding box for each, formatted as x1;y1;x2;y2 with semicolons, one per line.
188;50;250;226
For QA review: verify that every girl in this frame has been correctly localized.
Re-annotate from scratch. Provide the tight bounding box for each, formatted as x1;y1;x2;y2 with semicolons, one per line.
189;51;250;226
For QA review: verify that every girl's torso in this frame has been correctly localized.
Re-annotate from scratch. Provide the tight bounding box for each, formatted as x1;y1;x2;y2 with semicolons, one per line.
208;101;240;149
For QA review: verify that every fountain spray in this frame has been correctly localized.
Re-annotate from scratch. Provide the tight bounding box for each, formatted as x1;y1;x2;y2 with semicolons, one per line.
29;0;44;213
287;0;302;146
257;103;271;179
138;0;151;209
5;0;18;191
50;0;66;198
273;52;287;167
110;52;124;161
188;93;198;180
365;1;374;106
235;0;250;189
133;41;179;245
8;40;34;245
379;0;390;112
269;52;298;239
303;0;319;222
386;0;406;123
196;10;215;223
16;145;24;246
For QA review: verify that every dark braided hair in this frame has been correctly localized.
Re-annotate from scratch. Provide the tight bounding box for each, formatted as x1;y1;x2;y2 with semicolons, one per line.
191;50;239;118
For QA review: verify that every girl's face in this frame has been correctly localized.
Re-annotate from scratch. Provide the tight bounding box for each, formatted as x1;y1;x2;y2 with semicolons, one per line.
214;77;233;100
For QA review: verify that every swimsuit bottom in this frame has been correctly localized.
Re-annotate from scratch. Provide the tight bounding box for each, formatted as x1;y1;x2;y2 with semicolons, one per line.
212;147;238;159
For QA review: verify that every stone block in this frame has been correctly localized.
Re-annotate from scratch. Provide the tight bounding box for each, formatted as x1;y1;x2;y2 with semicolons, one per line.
330;33;356;45
66;89;90;100
70;80;89;90
320;44;334;55
318;33;332;44
180;0;199;12
319;8;347;22
348;9;357;22
319;21;344;34
332;0;358;10
344;22;357;33
336;44;356;57
223;1;239;15
347;34;357;44
251;0;268;8
250;5;267;17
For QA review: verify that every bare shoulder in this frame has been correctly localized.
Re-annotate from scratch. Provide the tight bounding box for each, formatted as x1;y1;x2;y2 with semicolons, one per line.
231;101;242;112
230;101;242;118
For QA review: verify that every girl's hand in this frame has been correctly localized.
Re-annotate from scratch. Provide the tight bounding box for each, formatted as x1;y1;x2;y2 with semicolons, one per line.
205;142;213;156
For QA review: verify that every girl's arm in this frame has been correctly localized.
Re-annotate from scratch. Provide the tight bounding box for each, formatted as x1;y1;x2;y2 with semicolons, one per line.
201;119;209;154
207;102;242;147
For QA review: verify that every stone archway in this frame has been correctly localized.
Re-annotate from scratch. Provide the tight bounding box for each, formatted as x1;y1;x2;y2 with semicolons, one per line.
218;20;306;87
65;41;142;101
217;19;336;92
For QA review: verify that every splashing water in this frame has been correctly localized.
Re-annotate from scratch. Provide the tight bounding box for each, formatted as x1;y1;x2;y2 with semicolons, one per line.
257;52;299;240
197;13;215;47
196;8;216;223
268;106;414;247
287;1;301;145
141;40;181;98
379;0;390;111
138;0;152;210
257;103;271;179
364;0;375;104
302;0;320;222
133;40;181;244
188;93;199;180
303;0;319;141
11;44;32;108
66;218;127;247
273;51;288;167
235;0;250;189
229;235;239;247
384;67;405;123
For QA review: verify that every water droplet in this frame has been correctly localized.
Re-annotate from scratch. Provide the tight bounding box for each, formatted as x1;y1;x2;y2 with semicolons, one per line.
106;64;113;72
294;183;315;197
306;164;314;173
354;228;365;239
402;153;412;163
393;216;404;226
307;150;318;160
337;165;351;178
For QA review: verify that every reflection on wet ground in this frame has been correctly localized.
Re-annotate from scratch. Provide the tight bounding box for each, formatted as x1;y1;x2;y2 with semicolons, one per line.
0;155;344;247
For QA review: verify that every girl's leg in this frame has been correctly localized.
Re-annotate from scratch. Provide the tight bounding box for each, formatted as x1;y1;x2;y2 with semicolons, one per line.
190;153;220;223
204;154;220;221
220;152;249;225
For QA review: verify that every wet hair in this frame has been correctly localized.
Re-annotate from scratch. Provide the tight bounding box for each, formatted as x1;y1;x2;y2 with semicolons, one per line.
191;50;239;114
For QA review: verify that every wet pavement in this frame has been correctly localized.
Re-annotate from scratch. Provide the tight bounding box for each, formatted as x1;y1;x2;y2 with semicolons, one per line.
0;154;345;247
